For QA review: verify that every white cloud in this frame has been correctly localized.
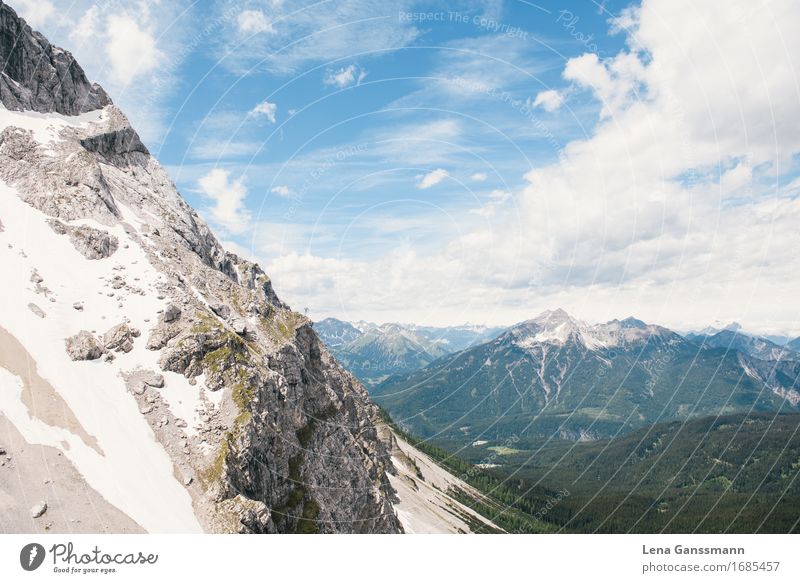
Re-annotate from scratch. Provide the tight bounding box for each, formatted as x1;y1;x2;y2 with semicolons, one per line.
70;5;99;41
237;10;274;35
416;169;449;190
324;64;367;88
532;89;564;112
105;14;163;85
197;169;252;235
249;100;278;123
254;0;800;334
271;185;294;198
13;0;54;27
44;1;193;144
470;172;488;182
564;51;645;118
489;189;511;202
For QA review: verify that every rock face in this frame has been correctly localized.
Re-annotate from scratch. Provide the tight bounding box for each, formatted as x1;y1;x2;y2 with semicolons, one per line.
0;2;110;114
0;4;402;534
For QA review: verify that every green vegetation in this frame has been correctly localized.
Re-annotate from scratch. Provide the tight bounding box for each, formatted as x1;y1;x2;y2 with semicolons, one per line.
382;409;800;533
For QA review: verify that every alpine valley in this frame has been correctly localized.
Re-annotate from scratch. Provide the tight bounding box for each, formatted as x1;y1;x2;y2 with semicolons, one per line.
2;0;800;536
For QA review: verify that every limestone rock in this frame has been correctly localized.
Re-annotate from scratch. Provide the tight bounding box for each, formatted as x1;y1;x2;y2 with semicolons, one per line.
48;219;118;260
65;331;104;361
103;323;138;353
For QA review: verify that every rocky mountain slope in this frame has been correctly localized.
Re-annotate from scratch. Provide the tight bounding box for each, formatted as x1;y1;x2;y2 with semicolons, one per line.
315;317;502;386
374;309;800;445
0;1;490;534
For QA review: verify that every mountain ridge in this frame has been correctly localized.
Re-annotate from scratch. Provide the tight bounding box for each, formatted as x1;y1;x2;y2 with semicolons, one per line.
373;308;800;445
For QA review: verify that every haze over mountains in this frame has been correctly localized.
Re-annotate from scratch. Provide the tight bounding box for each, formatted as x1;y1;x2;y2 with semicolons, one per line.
314;317;503;386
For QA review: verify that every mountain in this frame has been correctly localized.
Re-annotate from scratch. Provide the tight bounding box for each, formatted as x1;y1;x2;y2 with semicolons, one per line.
313;317;362;347
688;329;798;361
373;309;800;445
314;317;502;386
407;323;505;352
0;3;488;534
786;337;800;352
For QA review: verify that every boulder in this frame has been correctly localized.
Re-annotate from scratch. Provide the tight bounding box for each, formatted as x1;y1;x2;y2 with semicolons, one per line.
65;331;103;361
142;371;165;388
103;323;137;353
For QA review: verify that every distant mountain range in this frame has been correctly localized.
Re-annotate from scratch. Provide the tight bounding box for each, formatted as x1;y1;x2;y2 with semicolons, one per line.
372;309;800;444
314;318;503;386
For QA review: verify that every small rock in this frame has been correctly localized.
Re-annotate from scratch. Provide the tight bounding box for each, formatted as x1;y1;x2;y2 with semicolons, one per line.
131;381;147;396
175;420;187;428
27;303;46;318
30;271;44;284
0;447;5;455
30;501;47;518
183;476;193;486
73;302;84;311
159;416;169;426
139;405;152;415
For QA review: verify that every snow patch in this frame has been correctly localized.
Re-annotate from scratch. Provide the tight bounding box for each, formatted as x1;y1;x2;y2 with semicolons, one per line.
0;179;201;533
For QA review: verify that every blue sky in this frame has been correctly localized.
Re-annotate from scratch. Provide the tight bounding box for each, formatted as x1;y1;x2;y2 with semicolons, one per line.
15;0;800;334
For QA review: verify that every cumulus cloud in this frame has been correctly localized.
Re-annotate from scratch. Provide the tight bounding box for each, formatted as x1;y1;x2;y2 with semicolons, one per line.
470;172;488;182
249;100;278;123
324;64;367;88
237;10;274;35
532;89;564;112
197;169;252;235
105;14;163;85
416;169;449;189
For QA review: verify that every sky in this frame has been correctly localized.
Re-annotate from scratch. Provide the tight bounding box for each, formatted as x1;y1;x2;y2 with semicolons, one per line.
13;0;800;335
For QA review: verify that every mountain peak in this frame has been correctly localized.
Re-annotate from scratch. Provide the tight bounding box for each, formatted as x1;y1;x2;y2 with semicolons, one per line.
0;1;111;114
619;316;648;329
530;308;576;328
